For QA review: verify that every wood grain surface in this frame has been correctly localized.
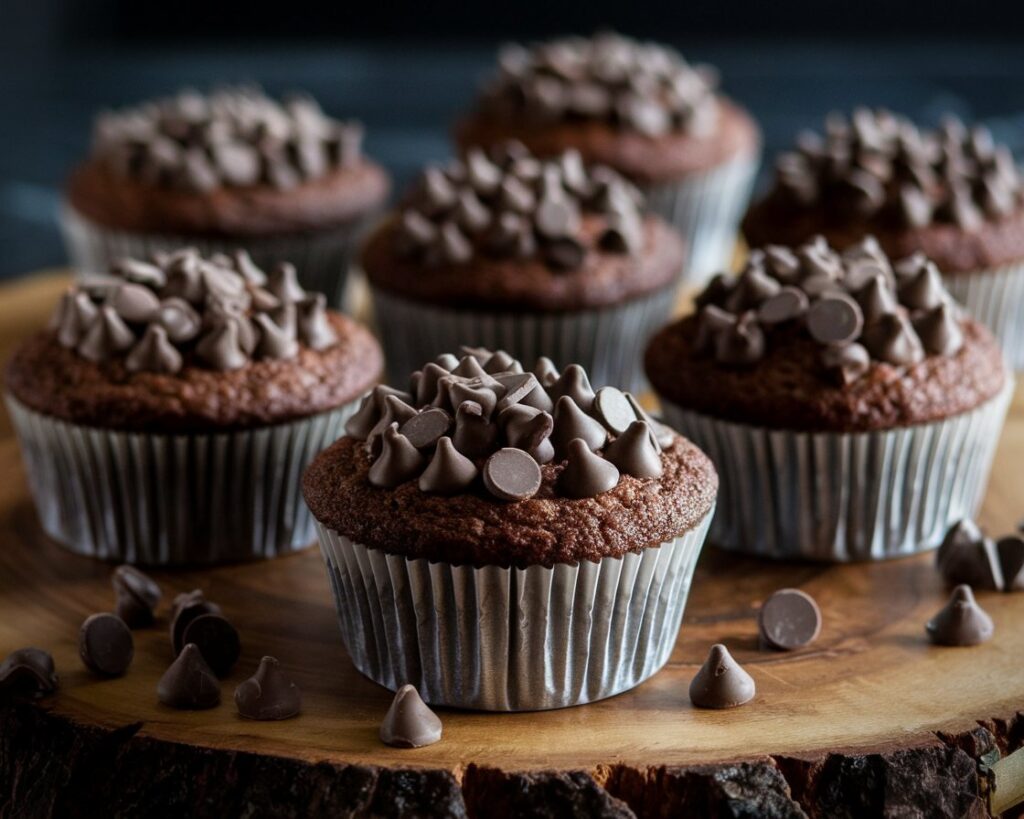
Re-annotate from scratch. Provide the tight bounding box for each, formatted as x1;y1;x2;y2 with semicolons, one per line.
1;272;1022;818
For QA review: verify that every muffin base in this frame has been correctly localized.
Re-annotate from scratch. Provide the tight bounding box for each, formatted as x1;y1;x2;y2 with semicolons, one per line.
370;284;676;393
315;508;711;711
60;203;371;307
944;260;1024;371
660;381;1012;561
644;151;758;287
6;393;359;565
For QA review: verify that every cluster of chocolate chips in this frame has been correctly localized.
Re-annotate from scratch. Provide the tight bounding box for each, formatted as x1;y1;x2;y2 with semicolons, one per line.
693;236;964;384
937;519;1024;593
92;87;363;192
771;108;1023;228
477;32;719;137
346;348;673;501
395;142;645;272
50;249;337;373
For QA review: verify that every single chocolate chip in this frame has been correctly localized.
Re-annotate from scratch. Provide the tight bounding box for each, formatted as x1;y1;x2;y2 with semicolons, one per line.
418;436;479;494
170;590;223;655
368;424;426;488
806;295;864;345
593;387;636;434
548;364;596;412
559;438;620;498
997;536;1024;592
400;408;453;450
689;644;755;709
757;287;809;325
235;656;301;720
551;396;608;459
861;313;924;366
108;283;161;323
820;343;871;386
380;684;442;748
535;196;580;239
182;613;240;677
111;565;161;629
483;448;543;501
452;400;499;459
79;613;134;677
500;405;555;464
758;589;822;651
158;644;221;710
914;302;963;356
0;648;58;699
603;421;662;479
926;585;993;647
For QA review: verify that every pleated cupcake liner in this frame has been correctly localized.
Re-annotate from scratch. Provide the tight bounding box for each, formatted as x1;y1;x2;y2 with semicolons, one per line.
5;392;359;566
370;285;677;392
942;259;1024;371
642;150;760;288
59;202;373;308
315;508;712;711
659;381;1012;562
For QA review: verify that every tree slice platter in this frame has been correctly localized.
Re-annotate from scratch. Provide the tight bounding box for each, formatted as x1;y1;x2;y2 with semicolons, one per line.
2;273;1023;818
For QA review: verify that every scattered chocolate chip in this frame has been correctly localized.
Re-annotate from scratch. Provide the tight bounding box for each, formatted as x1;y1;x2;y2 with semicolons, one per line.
235;656;301;720
112;565;161;628
997;536;1024;591
380;684;442;748
758;589;822;651
689;644;755;709
936;520;1004;591
483;448;543;501
79;613;134;677
158;644;221;709
806;294;864;345
0;648;58;699
926;585;994;647
182;613;241;677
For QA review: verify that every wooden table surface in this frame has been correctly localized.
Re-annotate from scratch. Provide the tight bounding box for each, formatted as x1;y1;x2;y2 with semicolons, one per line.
1;271;1022;818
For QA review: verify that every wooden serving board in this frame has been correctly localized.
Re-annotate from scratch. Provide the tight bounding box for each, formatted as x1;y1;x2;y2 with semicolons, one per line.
2;273;1023;818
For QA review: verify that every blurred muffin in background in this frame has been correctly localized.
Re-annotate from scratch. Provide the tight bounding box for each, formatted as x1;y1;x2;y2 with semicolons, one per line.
454;32;760;286
62;87;390;306
744;108;1024;368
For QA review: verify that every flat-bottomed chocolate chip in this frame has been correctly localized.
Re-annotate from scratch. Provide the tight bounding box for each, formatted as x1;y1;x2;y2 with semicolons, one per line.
483;448;542;501
758;589;822;651
79;613;134;677
235;656;301;720
182;613;241;677
158;644;221;710
806;294;864;345
380;684;442;748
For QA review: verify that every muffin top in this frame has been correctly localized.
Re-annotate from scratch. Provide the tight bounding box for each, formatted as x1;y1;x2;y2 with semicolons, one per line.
66;87;389;236
454;32;759;183
743;109;1024;273
645;236;1007;432
6;249;383;433
302;348;717;568
362;141;684;311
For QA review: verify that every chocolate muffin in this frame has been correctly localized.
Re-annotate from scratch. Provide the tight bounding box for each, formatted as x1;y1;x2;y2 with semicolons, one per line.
454;32;760;283
744;108;1024;367
646;236;1012;561
62;87;390;304
362;141;685;392
303;348;717;710
6;249;382;565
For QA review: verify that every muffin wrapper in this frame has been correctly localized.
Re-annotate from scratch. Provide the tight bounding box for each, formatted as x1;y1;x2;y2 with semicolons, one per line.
315;509;713;711
370;285;677;393
660;380;1012;562
5;393;358;566
60;202;372;307
642;150;760;288
943;260;1024;371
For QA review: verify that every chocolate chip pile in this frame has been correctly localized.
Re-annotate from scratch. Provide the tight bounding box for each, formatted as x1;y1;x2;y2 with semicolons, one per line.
92;87;363;192
50;249;337;373
395;142;645;271
345;348;674;501
692;236;964;384
771;108;1023;227
477;32;719;137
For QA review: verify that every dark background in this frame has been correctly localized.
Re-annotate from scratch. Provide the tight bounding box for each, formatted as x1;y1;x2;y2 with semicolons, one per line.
3;0;1024;278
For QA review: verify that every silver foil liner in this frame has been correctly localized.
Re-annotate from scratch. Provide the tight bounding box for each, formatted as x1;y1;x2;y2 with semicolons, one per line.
60;202;372;307
659;382;1012;561
943;260;1024;371
370;285;676;392
642;151;760;288
315;509;713;711
6;392;359;566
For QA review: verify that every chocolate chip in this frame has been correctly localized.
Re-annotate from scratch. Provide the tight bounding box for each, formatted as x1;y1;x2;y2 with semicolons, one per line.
482;448;542;501
548;363;596;412
861;313;924;366
418;436;479;494
170;590;222;655
108;283;161;323
997;536;1024;592
493;372;542;412
235;656;301;720
806;295;864;345
689;644;755;709
593;386;636;434
400;408;453;450
499;405;555;464
535;196;580;239
937;520;1003;591
820;343;871;386
559;438;620;498
603;421;662;479
158;644;221;709
0;648;58;699
368;424;426;488
112;565;161;628
181;613;240;678
914;303;963;356
758;589;822;651
756;287;809;325
544;236;586;271
380;684;442;748
78;613;134;677
551;396;608;459
714;312;765;366
452;400;499;459
926;585;993;647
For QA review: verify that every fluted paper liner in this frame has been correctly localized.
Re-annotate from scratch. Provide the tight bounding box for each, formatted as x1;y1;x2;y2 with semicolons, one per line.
660;381;1012;561
371;285;676;393
943;260;1024;371
6;393;359;565
60;202;373;307
316;508;712;711
643;150;759;288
